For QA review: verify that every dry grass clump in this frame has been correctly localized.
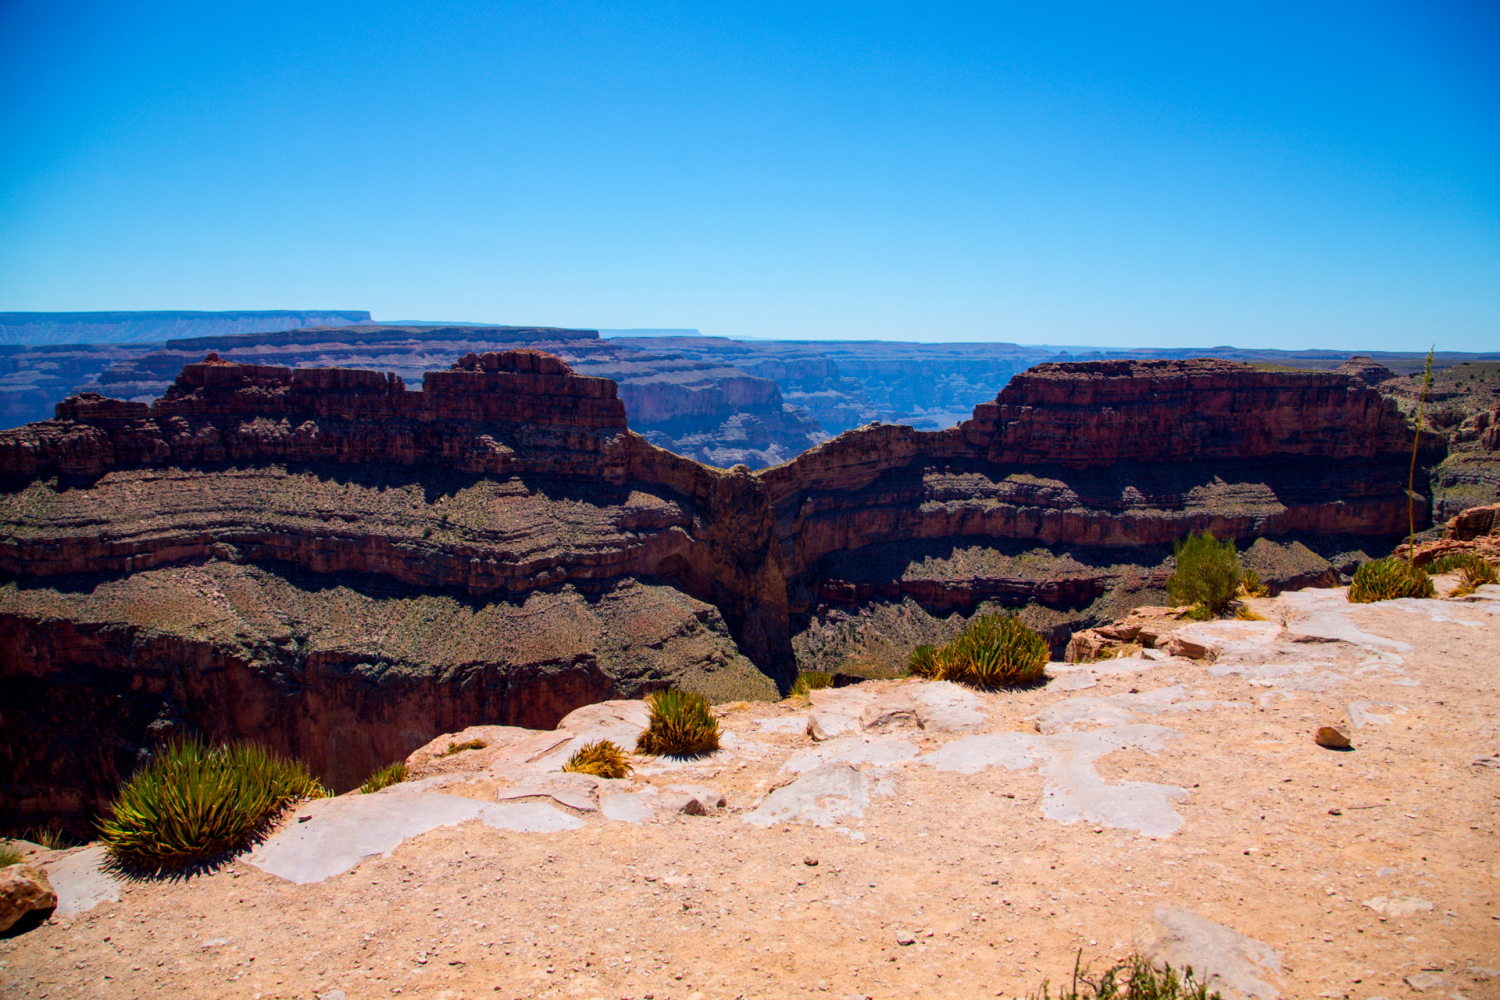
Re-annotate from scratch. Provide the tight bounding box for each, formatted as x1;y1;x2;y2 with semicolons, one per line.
98;738;327;874
636;689;721;758
360;761;408;794
1031;954;1221;1000
1237;569;1269;598
0;841;24;867
1453;557;1499;597
561;740;634;779
1348;557;1435;603
907;613;1048;688
789;670;833;698
441;739;489;757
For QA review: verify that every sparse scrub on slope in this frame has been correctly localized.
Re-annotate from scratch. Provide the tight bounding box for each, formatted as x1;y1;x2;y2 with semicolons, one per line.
1166;530;1241;617
1347;557;1435;603
1031;953;1221;1000
562;740;634;779
636;689;720;758
1453;557;1499;597
0;841;24;867
789;671;833;698
907;614;1048;688
98;737;327;873
360;761;408;794
442;739;488;757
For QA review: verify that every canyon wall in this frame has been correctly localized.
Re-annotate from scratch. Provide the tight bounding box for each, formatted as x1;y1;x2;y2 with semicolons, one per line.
0;355;1421;833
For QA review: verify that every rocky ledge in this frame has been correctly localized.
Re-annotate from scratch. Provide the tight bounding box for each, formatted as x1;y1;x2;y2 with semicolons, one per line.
0;356;1428;831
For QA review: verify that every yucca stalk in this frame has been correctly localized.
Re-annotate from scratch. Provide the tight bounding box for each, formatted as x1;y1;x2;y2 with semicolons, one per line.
1407;345;1434;560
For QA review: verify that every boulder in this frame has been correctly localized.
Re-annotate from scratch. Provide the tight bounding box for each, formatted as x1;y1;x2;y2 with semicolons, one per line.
0;864;57;932
1133;904;1283;1000
1314;725;1353;749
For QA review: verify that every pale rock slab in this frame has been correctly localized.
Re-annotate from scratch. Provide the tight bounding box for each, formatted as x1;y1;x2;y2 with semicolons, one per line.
783;736;920;774
41;846;121;917
480;802;587;834
1347;700;1404;728
495;772;607;811
743;763;895;829
1133;904;1283;1000
600;788;659;824
806;687;879;741
1361;894;1434;917
908;681;986;730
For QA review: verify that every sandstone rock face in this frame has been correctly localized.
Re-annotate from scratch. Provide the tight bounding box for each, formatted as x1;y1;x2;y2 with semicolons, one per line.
0;864;57;932
0;355;1426;833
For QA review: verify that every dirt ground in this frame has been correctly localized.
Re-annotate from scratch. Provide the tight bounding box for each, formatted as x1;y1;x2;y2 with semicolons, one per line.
3;585;1498;1000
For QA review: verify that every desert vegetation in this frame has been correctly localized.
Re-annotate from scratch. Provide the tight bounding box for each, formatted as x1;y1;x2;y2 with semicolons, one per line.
442;739;489;756
1166;530;1241;618
1347;557;1436;603
1031;954;1221;1000
561;740;634;778
636;689;721;757
359;761;408;794
907;613;1049;687
0;840;24;867
98;738;327;873
789;670;833;698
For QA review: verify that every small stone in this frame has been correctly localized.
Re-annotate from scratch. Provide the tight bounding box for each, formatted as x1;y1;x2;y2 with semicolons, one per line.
804;857;818;866
896;931;916;945
1315;725;1353;749
0;864;57;932
1328;807;1343;816
1404;972;1445;991
660;784;726;815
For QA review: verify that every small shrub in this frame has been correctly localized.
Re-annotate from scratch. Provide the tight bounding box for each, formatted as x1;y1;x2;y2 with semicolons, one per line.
1453;557;1499;597
0;841;24;867
915;614;1049;688
1238;569;1269;598
1430;552;1489;576
24;826;71;850
1233;605;1267;621
441;739;488;757
789;671;833;697
360;761;408;794
907;644;939;678
1031;953;1221;1000
562;740;634;779
636;689;720;758
1166;531;1241;616
1348;557;1435;603
98;738;327;873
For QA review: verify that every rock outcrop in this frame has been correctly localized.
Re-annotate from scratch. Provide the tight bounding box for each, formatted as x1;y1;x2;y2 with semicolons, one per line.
0;355;1425;833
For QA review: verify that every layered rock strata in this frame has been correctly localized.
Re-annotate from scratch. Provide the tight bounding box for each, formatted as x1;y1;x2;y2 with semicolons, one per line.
0;356;1420;831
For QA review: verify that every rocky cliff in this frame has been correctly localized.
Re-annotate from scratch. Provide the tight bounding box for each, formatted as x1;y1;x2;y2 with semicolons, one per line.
0;355;1421;833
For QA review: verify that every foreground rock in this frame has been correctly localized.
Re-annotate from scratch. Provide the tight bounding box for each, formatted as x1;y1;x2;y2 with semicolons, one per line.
0;865;56;932
2;584;1496;1000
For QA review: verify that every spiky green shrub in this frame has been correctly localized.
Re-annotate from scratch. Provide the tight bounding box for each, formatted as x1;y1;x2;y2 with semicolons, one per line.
561;740;634;779
441;739;488;757
360;761;408;794
789;671;833;697
98;738;327;872
1166;530;1241;616
1031;953;1220;1000
1348;557;1435;603
1238;569;1269;598
0;841;24;867
934;613;1049;687
907;644;939;678
636;689;720;758
1454;557;1499;597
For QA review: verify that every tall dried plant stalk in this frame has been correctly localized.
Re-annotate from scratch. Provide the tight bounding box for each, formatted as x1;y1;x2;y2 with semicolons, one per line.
1407;345;1435;560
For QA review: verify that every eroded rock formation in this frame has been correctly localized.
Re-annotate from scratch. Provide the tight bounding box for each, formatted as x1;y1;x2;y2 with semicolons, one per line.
0;355;1422;832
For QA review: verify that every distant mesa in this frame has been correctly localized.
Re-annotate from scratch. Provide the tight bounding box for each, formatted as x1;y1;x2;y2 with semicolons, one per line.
1333;355;1398;385
0;309;372;346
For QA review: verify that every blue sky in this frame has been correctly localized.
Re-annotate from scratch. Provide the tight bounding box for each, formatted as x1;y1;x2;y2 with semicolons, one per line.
1;1;1496;351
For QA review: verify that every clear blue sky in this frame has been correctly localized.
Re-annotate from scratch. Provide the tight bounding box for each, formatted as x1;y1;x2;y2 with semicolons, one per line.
1;1;1496;351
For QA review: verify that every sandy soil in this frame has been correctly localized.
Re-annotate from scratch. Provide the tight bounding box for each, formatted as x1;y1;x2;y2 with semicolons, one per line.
3;586;1498;1000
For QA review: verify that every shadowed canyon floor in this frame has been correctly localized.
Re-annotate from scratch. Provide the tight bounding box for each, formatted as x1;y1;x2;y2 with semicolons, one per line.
6;584;1498;1000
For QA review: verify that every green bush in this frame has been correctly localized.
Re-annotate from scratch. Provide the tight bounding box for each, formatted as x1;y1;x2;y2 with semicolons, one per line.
561;740;634;779
0;841;24;867
636;689;720;758
1347;557;1435;603
1429;552;1484;575
1166;530;1241;616
99;738;327;873
360;761;408;794
1031;953;1220;1000
789;671;833;697
910;614;1048;688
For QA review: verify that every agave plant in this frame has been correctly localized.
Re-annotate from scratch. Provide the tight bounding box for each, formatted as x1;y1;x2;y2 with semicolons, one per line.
789;671;833;698
936;614;1050;687
360;760;408;794
1347;557;1435;603
99;737;326;873
907;644;939;678
636;689;720;758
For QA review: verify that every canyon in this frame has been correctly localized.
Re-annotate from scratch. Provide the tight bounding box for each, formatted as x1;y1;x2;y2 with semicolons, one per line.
0;351;1438;837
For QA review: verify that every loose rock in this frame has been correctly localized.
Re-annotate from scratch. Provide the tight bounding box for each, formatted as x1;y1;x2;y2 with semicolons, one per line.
0;863;58;932
1314;725;1352;749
